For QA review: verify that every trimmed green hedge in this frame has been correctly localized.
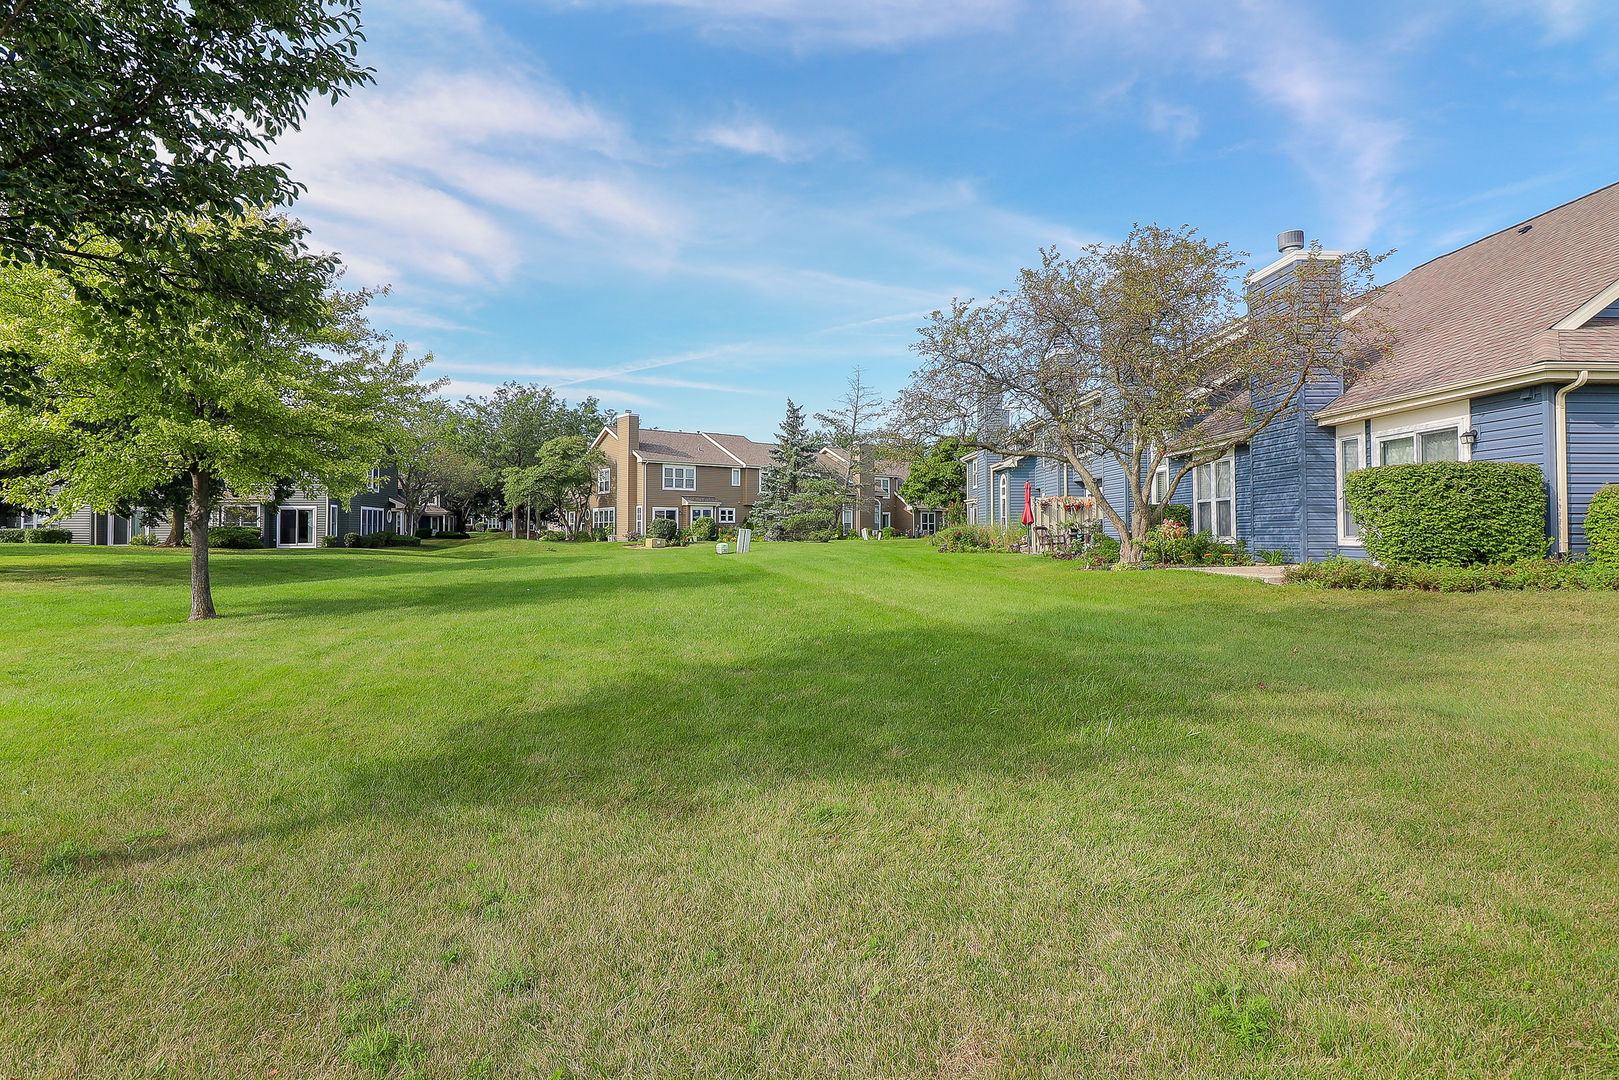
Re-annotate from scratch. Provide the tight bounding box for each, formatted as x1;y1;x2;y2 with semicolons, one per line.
1285;557;1619;592
1586;484;1619;566
25;527;73;544
0;527;23;543
342;531;421;549
1344;461;1548;566
208;526;266;549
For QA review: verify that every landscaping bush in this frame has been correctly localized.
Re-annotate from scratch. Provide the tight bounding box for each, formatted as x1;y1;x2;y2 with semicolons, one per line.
341;531;419;549
1163;503;1192;529
434;530;470;540
25;527;73;543
386;532;422;547
1284;556;1619;592
1344;461;1548;565
936;524;1022;553
208;526;266;549
1585;484;1619;566
880;526;898;539
414;526;434;539
541;531;566;542
647;518;680;542
0;527;24;543
126;532;157;546
342;532;364;548
686;516;718;543
322;535;346;547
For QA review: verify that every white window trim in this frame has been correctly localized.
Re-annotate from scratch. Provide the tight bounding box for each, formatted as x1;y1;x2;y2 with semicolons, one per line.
597;467;611;494
1192;452;1236;541
1151;463;1171;506
691;506;715;519
1374;423;1467;467
730;468;741;487
663;465;696;491
876;477;890;495
718;507;736;524
1337;435;1363;545
651;507;679;520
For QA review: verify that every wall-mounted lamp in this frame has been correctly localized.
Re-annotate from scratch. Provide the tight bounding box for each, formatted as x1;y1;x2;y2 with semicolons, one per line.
1460;429;1479;451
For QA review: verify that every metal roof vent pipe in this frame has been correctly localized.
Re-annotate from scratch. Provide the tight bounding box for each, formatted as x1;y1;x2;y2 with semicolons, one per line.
1277;229;1305;253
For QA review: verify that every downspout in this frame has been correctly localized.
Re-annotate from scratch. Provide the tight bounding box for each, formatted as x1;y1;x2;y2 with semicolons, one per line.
1555;369;1590;555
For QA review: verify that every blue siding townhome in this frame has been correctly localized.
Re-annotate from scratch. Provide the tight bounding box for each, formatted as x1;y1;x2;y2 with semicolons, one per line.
967;182;1619;559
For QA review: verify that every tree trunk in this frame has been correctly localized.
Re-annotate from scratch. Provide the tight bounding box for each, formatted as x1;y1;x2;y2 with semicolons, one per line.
166;505;184;546
188;468;216;621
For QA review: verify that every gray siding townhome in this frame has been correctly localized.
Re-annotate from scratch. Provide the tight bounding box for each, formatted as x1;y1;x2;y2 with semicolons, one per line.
966;182;1619;559
2;465;449;547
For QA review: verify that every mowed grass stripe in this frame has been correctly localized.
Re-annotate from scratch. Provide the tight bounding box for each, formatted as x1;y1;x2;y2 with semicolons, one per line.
0;537;1616;1078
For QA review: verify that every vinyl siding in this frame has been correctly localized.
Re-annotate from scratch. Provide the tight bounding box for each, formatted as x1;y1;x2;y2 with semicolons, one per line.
1567;384;1619;554
1470;384;1556;546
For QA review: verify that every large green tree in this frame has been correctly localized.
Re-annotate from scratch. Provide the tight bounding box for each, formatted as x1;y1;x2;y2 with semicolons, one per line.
898;437;967;518
0;235;435;620
452;383;612;530
0;0;372;316
751;399;843;540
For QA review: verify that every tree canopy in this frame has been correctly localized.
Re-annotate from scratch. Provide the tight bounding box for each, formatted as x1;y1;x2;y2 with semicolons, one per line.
0;230;436;618
0;0;373;316
898;437;967;515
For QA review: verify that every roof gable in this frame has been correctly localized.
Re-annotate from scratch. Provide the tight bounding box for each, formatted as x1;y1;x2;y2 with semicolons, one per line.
1323;181;1619;415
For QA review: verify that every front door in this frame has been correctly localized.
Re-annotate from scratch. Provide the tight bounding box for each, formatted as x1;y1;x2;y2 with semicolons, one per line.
919;511;937;535
278;508;313;546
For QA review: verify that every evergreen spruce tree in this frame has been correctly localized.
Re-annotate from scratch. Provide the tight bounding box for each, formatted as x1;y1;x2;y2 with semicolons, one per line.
753;399;840;540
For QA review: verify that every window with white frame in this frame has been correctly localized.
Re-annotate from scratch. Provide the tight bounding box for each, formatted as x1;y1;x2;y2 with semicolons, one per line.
214;504;261;528
691;506;715;519
652;507;678;521
730;468;741;486
636;506;644;534
966;499;978;524
718;507;736;524
663;465;696;490
1379;427;1459;466
999;474;1009;524
876;477;890;495
1338;436;1362;539
592;507;615;531
361;507;385;533
1151;463;1170;505
597;467;611;494
1193;454;1235;539
367;466;383;492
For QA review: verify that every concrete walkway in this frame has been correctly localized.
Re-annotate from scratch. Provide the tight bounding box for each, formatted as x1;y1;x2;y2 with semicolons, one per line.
1172;564;1288;585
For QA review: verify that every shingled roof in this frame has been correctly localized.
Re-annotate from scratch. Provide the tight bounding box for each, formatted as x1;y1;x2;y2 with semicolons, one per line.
1320;181;1619;418
633;429;775;467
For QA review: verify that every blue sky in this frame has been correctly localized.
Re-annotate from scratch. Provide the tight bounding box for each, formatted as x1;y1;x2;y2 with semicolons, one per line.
275;0;1616;441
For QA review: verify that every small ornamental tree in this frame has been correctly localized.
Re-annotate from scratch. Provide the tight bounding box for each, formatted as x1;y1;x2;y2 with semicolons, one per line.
898;436;967;519
1583;484;1619;565
1344;461;1549;566
0;230;437;620
893;226;1393;563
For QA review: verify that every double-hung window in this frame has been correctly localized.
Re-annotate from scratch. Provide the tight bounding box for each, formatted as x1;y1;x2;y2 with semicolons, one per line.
876;477;890;495
730;468;742;486
596;467;611;494
1379;427;1459;466
1339;436;1362;539
999;474;1009;524
1151;464;1171;506
1194;454;1235;539
663;465;696;490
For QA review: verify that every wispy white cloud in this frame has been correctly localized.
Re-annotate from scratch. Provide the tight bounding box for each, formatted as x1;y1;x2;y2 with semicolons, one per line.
589;0;1020;48
277;67;677;287
700;114;808;160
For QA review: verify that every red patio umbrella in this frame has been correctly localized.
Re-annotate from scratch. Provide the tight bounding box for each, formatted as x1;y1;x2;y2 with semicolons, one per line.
1021;481;1034;552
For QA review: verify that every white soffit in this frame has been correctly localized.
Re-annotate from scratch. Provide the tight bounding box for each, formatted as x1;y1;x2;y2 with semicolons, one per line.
1553;277;1619;330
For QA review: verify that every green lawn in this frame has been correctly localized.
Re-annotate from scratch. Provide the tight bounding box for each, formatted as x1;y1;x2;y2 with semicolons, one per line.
2;538;1617;1078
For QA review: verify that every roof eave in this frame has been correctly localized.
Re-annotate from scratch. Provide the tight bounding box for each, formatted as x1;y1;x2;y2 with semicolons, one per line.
1314;363;1619;425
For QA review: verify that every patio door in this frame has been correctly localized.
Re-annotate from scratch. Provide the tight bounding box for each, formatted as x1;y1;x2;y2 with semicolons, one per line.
278;508;313;546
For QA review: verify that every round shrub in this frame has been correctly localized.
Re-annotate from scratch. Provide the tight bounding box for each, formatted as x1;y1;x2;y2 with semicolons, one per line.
413;525;434;539
647;518;680;542
1162;503;1192;529
1344;461;1548;566
208;526;266;549
686;516;718;542
127;533;157;546
1585;484;1619;565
